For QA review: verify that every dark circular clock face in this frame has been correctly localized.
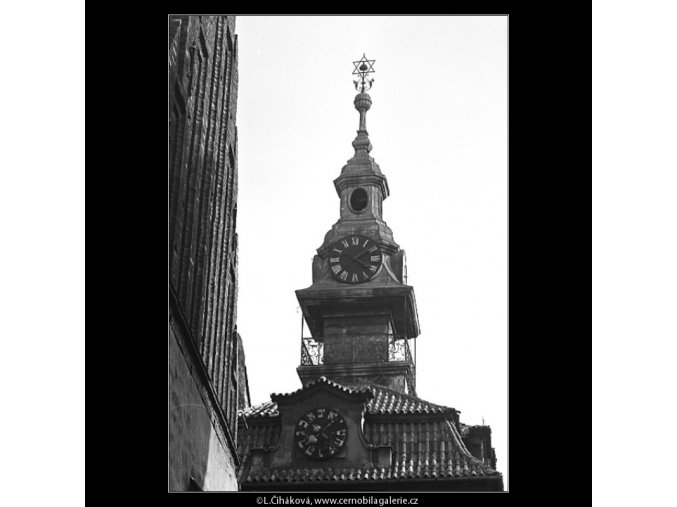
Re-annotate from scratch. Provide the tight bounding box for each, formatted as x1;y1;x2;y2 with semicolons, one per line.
328;235;382;284
295;408;348;460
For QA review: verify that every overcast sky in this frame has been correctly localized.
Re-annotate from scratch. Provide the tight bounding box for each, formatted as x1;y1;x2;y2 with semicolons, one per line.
235;15;508;486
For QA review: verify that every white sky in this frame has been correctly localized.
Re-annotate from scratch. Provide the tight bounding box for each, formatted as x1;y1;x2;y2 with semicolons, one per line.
235;15;508;486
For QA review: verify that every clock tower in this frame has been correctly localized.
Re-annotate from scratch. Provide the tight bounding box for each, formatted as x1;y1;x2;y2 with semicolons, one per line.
296;54;420;395
237;56;503;491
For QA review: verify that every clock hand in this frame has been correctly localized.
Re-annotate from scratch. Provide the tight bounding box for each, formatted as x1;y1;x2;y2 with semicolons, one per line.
323;419;341;434
354;249;371;260
319;420;336;440
352;257;371;269
301;435;316;446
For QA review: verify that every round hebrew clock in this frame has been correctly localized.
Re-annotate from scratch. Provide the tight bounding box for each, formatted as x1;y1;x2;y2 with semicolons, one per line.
294;407;348;460
328;235;382;284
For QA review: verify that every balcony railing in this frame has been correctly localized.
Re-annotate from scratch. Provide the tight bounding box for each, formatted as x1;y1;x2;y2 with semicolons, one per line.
388;335;412;362
300;334;414;367
301;337;324;366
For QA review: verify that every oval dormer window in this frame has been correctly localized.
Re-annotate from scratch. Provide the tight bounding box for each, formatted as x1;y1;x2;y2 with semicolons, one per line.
350;188;368;212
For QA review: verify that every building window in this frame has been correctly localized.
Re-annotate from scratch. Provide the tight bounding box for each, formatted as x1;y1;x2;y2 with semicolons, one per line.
349;188;368;212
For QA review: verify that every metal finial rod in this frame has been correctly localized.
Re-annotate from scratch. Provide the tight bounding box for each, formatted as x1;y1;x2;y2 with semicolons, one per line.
350;55;375;156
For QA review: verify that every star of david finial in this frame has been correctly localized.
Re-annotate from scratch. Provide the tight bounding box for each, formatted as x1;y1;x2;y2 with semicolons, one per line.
352;53;375;92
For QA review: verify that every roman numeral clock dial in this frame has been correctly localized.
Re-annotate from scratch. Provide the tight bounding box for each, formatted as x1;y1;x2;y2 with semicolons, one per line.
327;235;382;284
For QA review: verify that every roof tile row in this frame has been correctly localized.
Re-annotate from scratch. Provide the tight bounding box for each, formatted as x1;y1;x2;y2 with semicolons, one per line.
240;382;452;419
244;459;498;484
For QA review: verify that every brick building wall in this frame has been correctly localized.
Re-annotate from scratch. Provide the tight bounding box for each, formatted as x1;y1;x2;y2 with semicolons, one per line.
168;15;244;491
236;333;251;411
169;321;239;490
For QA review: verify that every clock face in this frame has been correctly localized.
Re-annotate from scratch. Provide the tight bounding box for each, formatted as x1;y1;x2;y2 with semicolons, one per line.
294;407;348;460
328;235;382;284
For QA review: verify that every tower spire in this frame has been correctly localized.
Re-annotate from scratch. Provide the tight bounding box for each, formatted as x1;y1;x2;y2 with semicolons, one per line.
351;54;376;159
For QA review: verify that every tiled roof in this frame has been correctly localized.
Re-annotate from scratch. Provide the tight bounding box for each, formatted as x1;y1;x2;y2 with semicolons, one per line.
242;438;500;485
367;385;452;415
237;379;500;486
243;460;498;485
271;376;373;402
239;383;453;420
240;401;278;419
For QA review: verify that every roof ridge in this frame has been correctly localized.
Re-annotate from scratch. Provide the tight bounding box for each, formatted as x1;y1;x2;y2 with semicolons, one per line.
271;376;374;401
239;400;277;418
240;380;458;419
364;383;454;411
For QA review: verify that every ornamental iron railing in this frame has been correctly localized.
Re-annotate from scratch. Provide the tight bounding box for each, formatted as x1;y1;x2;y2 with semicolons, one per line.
300;334;414;367
388;335;412;362
301;337;324;366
